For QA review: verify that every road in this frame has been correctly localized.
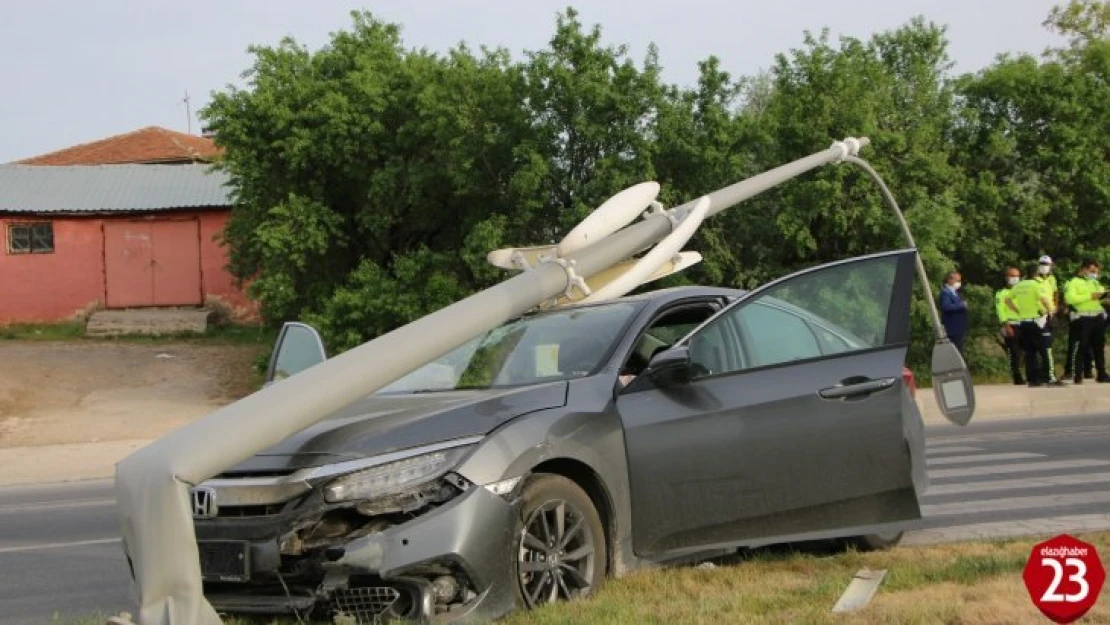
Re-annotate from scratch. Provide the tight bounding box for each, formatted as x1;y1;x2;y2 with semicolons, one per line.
2;413;1109;624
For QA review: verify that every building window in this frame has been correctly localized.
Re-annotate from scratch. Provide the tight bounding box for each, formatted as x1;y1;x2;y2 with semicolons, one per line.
7;222;55;254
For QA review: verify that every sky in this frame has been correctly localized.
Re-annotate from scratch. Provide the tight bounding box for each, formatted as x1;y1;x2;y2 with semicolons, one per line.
0;0;1064;163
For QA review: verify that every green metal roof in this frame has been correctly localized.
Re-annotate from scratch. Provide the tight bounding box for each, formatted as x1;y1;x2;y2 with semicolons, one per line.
0;163;232;213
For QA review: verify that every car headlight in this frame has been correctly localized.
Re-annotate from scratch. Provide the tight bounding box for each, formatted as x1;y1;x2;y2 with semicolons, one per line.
323;446;473;503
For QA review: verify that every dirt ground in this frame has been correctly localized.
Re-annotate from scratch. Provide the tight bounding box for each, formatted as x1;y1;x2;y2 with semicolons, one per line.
0;340;263;448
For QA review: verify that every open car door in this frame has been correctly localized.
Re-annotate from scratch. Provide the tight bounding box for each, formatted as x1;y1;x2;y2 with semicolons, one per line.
265;322;328;385
619;249;920;556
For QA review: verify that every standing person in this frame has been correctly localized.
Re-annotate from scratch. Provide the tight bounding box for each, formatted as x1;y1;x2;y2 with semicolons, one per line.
995;267;1025;385
1095;275;1110;382
1063;259;1110;384
1036;255;1063;385
1007;263;1056;387
1064;262;1092;381
939;271;968;355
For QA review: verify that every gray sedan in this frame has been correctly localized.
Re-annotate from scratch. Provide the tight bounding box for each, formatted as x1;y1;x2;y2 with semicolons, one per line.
191;248;926;623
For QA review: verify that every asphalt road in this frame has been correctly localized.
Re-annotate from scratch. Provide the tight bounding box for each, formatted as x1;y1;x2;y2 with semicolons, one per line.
2;413;1109;625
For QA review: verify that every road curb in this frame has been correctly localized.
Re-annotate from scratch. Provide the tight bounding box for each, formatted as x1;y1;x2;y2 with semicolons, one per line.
0;439;148;487
918;382;1110;426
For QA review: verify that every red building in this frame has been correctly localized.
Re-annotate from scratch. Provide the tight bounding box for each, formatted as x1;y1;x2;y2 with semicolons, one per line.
1;128;256;324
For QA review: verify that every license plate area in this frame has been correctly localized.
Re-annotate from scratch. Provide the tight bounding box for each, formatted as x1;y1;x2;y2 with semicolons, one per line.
198;540;250;583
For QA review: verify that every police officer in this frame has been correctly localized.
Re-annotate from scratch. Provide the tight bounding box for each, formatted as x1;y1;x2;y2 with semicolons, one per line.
995;267;1024;385
1064;261;1096;381
1007;263;1057;387
1036;255;1064;385
1063;259;1110;384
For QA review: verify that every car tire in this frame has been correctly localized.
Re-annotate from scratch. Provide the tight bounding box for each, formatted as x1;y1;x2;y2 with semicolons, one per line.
513;474;607;609
850;531;904;551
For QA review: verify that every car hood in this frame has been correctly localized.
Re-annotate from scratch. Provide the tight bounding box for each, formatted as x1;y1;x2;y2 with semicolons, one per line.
221;381;568;474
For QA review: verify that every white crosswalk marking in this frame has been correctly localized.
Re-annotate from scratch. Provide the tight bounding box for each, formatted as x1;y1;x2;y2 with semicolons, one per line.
925;471;1110;496
925;452;1043;466
928;458;1110;479
922;491;1110;516
906;426;1110;545
923;446;983;455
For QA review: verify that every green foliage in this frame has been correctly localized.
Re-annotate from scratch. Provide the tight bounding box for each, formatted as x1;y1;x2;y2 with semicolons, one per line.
1046;0;1110;48
201;2;1110;379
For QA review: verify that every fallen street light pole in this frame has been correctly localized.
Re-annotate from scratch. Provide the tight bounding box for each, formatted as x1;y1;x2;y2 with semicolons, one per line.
113;136;974;625
844;155;975;426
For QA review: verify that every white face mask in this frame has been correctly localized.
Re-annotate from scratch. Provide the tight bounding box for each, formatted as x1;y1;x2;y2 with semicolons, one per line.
1007;277;1020;286
1089;273;1100;280
951;282;962;290
1038;265;1052;275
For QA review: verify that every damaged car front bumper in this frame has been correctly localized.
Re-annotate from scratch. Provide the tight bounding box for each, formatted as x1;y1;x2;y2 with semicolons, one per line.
193;449;522;623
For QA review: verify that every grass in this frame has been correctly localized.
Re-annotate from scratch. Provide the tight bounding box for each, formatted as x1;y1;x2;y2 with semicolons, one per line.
0;321;275;345
52;532;1110;625
503;533;1110;625
0;321;87;341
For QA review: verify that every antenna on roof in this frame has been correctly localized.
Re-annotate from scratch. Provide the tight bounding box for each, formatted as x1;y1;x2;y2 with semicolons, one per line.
181;90;192;135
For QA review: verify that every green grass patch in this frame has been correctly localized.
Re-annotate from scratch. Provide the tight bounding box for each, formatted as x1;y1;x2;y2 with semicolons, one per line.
0;321;86;340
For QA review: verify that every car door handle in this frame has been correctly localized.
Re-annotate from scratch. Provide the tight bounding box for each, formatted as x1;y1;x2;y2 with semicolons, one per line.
818;377;897;400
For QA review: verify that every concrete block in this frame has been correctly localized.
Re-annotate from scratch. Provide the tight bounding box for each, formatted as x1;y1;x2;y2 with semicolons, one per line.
85;308;212;337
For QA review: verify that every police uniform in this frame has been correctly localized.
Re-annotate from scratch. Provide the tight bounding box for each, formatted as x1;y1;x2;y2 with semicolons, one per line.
1064;275;1097;380
1035;261;1061;383
1064;274;1109;383
995;285;1024;385
1008;278;1053;386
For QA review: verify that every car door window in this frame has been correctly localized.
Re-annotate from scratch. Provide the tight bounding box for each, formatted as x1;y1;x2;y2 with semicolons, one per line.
688;253;904;376
267;323;327;383
736;302;822;367
689;317;739;374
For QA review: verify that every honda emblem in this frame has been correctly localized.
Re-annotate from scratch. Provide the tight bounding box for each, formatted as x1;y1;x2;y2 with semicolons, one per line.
191;487;218;519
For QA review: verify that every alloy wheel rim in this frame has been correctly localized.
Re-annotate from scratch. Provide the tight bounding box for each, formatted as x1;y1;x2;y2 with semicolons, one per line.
517;499;596;607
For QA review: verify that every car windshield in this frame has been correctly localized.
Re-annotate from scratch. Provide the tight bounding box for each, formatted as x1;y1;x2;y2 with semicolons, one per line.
378;301;640;393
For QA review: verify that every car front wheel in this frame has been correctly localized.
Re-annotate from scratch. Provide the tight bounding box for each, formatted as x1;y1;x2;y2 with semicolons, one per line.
514;474;607;608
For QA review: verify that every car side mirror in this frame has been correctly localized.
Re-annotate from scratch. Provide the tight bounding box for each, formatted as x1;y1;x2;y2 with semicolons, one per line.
931;339;975;426
265;322;328;386
647;345;692;387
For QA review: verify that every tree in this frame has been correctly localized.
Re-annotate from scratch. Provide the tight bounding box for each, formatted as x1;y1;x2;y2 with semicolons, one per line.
1045;0;1110;49
202;9;669;351
954;0;1110;276
513;8;663;238
651;57;759;286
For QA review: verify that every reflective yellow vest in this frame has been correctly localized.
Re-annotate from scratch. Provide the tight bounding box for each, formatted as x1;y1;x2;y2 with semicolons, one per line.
1064;276;1106;314
1037;275;1058;314
1010;279;1046;319
995;288;1020;323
